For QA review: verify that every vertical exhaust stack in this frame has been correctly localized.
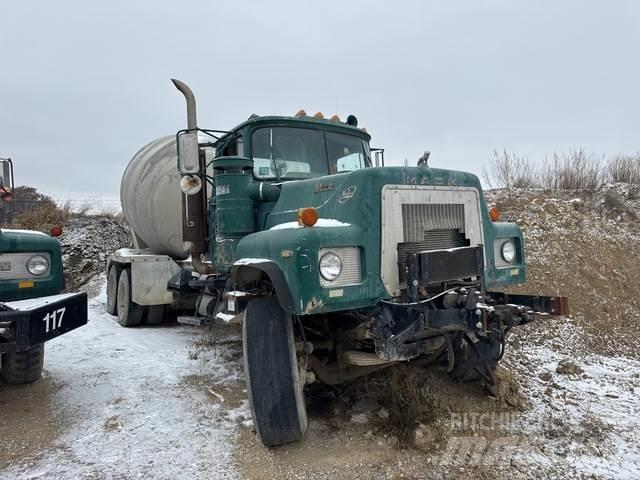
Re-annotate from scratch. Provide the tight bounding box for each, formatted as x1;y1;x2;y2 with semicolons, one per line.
172;78;213;274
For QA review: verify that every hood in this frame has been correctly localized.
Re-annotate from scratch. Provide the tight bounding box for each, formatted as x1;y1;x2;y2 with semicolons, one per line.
0;228;60;252
264;166;484;229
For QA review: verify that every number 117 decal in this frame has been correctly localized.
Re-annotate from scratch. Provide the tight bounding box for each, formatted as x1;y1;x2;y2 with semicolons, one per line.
43;307;66;333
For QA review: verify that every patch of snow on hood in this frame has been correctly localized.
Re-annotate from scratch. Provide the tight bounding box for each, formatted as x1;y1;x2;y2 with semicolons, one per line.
233;258;271;266
1;228;47;236
269;219;351;230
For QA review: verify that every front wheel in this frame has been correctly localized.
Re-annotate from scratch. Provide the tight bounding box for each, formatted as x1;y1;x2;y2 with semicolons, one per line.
1;344;45;384
243;297;308;446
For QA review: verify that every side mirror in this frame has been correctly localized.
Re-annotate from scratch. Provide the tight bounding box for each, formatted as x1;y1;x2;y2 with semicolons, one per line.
0;158;13;190
375;151;381;167
177;132;201;174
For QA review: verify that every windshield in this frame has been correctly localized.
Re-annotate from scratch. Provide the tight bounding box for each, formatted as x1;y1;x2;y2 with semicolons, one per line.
251;127;370;179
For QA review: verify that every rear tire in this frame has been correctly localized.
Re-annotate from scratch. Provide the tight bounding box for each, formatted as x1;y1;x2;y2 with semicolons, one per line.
146;305;165;325
116;268;143;327
106;264;119;315
1;344;45;384
243;297;307;446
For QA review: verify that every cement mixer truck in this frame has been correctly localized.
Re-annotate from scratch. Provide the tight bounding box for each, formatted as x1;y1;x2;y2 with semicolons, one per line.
107;80;567;446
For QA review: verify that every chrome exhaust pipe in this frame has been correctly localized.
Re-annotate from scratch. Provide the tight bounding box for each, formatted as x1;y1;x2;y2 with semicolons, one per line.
171;78;197;130
172;79;213;275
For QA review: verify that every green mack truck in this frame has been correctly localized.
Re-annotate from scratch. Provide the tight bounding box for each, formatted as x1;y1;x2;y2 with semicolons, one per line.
0;158;88;384
107;80;567;446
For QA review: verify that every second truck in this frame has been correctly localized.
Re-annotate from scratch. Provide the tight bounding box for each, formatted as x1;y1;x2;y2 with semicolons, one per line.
107;80;567;446
0;157;88;384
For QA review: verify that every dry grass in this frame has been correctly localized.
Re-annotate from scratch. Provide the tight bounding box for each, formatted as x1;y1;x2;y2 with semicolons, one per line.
483;149;640;194
606;154;640;198
482;150;537;190
336;364;442;447
11;200;71;231
2;186;124;231
540;148;604;191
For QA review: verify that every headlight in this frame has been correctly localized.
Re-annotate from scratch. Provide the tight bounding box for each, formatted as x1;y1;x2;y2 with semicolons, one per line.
500;240;516;263
26;255;49;276
319;251;342;281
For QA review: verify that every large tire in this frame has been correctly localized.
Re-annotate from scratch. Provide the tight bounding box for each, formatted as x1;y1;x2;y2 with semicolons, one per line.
145;305;165;325
116;268;144;327
106;264;119;315
1;344;45;384
243;297;307;446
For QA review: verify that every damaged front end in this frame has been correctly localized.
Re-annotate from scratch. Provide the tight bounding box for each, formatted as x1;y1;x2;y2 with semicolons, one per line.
368;246;568;383
308;245;568;386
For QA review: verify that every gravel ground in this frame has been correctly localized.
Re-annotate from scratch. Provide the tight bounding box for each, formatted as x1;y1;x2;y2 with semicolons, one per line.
58;215;130;291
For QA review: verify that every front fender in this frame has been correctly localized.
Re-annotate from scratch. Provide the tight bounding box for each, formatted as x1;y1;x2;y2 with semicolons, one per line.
234;226;388;316
230;260;295;312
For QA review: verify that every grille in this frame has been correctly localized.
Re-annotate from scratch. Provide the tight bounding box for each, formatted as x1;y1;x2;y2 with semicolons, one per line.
397;230;468;284
319;247;361;287
402;204;465;242
0;252;51;280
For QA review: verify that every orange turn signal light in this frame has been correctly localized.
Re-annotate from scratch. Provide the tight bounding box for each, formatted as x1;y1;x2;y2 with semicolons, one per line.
489;206;501;222
297;207;319;227
50;226;63;237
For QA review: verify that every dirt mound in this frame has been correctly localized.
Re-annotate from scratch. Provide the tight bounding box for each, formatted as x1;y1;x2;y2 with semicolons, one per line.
485;184;640;358
59;216;130;291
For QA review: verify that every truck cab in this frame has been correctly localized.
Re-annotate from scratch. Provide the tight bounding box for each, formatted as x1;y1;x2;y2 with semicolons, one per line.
214;114;373;181
0;158;87;384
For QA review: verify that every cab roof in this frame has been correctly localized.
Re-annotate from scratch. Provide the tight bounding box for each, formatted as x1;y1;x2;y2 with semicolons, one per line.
214;115;372;146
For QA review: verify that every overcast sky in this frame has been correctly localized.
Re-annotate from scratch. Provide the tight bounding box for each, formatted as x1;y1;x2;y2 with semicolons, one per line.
1;0;639;205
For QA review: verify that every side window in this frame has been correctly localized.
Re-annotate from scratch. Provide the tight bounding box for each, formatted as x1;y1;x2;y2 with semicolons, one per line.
326;132;367;173
251;128;272;178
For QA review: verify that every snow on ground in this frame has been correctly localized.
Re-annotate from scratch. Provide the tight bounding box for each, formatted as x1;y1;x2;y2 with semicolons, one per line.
498;320;640;479
1;275;248;480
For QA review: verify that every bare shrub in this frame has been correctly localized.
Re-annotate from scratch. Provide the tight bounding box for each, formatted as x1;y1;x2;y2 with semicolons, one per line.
606;154;640;183
11;201;70;231
606;154;640;198
483;148;608;192
481;150;539;189
540;148;604;191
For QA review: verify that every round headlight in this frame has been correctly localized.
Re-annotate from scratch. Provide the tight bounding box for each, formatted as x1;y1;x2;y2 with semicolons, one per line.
501;240;516;263
26;255;49;276
319;252;342;281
